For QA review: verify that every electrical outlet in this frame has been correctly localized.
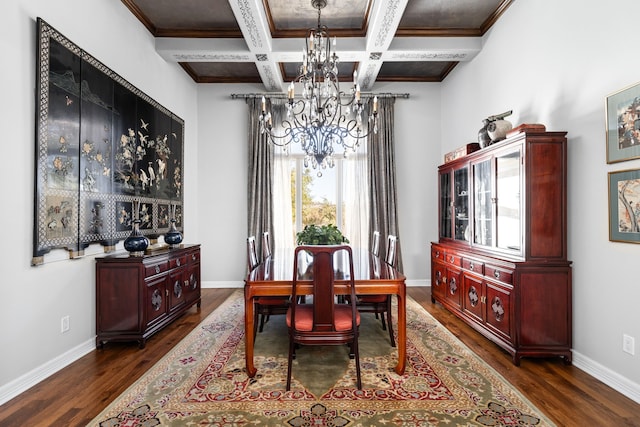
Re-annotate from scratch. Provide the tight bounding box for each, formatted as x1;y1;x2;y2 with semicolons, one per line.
623;334;635;355
61;315;70;333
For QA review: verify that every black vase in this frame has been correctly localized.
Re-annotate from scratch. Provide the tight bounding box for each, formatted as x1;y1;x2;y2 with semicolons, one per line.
124;219;149;256
164;218;183;247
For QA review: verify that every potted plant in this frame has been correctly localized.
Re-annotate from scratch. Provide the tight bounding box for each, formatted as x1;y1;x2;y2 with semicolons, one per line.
296;224;349;245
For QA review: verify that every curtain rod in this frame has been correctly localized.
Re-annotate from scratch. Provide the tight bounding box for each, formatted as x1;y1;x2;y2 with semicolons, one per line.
230;92;409;99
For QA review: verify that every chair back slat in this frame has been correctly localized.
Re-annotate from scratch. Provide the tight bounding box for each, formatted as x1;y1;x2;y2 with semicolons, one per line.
247;236;259;271
371;230;380;257
385;235;398;268
262;231;272;261
310;250;335;330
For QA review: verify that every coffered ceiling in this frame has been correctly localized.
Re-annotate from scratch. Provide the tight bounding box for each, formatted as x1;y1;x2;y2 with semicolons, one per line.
120;0;513;91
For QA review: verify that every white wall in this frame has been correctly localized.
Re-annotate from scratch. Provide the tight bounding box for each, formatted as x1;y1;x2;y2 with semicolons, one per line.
196;82;440;286
0;0;197;401
441;0;640;398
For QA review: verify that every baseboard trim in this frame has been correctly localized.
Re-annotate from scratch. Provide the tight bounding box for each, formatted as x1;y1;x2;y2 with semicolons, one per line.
572;350;640;404
0;338;95;406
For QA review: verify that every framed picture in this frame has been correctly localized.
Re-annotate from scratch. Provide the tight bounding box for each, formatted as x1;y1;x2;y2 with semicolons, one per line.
609;168;640;243
606;81;640;163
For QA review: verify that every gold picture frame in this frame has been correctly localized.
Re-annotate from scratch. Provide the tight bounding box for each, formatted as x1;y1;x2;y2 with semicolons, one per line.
606;81;640;163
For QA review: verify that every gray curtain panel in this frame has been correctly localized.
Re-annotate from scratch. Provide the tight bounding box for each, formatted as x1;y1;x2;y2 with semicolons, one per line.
247;97;274;260
368;96;403;272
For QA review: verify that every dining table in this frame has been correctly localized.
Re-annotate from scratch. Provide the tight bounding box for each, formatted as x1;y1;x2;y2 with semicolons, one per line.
244;247;407;377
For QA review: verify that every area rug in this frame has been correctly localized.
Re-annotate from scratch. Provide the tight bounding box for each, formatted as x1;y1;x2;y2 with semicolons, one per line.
89;290;555;426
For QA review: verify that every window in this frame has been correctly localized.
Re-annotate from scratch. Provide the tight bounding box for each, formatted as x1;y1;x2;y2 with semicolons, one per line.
272;134;369;250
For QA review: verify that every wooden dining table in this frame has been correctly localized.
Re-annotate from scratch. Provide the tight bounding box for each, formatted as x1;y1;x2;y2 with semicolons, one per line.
244;247;407;377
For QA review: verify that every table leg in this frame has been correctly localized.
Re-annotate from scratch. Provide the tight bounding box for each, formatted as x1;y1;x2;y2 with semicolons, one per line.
395;287;406;375
244;287;257;377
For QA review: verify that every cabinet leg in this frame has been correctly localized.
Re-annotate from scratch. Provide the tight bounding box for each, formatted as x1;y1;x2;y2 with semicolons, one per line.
512;354;521;366
138;340;146;349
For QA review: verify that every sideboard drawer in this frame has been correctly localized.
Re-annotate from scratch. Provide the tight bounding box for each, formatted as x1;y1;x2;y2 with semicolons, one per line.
432;246;446;262
145;261;168;277
187;249;200;263
170;255;187;269
485;264;513;284
445;252;462;267
463;258;484;275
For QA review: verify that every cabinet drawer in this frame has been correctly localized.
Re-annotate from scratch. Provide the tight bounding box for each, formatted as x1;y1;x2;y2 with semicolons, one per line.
170;255;187;269
462;258;484;274
145;261;168;277
187;249;200;263
485;265;513;284
431;246;446;262
444;252;461;267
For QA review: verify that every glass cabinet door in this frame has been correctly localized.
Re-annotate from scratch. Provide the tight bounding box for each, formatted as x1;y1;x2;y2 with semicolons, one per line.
473;159;493;246
495;149;522;251
453;167;469;241
439;171;452;239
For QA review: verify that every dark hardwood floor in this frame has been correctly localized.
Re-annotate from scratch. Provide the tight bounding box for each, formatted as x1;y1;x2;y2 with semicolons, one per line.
0;287;638;426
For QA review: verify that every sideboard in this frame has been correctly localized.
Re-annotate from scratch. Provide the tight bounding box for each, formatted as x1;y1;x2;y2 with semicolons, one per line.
432;129;572;365
95;244;201;348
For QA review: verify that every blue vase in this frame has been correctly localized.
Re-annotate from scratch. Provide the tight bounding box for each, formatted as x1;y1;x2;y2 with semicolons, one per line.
164;218;183;247
124;219;149;256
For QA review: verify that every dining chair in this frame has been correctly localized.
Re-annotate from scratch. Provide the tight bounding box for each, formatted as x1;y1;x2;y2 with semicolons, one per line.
248;234;289;341
286;244;362;390
353;233;397;347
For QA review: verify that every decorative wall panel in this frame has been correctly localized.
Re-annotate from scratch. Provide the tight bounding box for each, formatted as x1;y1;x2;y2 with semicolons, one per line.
33;18;184;265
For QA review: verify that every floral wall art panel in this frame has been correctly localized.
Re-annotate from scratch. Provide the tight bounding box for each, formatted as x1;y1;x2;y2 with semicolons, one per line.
33;18;184;265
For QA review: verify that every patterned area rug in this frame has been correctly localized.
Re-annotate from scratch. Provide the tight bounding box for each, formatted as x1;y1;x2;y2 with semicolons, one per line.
89;290;555;426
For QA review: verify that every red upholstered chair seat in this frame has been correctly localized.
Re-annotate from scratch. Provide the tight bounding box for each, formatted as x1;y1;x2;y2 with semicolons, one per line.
287;304;361;332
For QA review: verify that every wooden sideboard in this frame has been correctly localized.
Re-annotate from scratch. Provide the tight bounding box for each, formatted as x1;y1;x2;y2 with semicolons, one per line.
432;130;572;365
95;244;201;348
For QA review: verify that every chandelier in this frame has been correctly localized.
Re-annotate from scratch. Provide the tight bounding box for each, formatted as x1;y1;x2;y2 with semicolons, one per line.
259;0;378;176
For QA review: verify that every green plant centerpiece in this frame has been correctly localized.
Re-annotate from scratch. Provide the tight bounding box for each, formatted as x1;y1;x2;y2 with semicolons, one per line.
296;224;349;245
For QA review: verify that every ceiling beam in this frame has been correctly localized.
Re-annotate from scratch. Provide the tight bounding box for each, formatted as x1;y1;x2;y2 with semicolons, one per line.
357;0;409;90
154;0;483;91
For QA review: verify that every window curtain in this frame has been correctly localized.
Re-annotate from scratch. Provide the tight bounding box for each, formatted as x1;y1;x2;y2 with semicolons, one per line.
250;96;383;265
343;150;369;254
368;96;403;271
270;99;295;251
246;97;273;259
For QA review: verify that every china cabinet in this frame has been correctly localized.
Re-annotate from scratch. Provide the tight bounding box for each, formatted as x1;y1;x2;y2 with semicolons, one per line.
432;129;572;365
96;244;201;348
